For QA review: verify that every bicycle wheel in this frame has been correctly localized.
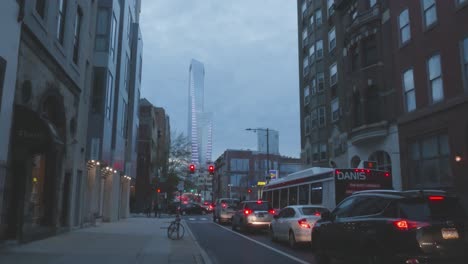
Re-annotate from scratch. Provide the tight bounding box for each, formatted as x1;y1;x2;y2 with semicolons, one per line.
167;222;176;239
175;223;185;239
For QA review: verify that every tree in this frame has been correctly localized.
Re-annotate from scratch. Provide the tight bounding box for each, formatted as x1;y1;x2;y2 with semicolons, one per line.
165;132;192;200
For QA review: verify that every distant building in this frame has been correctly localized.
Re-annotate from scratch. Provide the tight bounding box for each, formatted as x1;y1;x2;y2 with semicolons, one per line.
257;129;279;155
213;150;302;200
187;59;213;167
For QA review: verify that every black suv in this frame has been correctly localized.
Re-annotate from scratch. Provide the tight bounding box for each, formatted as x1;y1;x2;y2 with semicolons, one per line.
312;190;467;264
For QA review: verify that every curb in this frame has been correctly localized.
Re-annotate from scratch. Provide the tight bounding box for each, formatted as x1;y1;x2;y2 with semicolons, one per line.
183;220;213;264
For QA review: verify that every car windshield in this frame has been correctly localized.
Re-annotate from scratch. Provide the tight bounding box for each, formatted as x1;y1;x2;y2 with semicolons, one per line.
300;207;329;216
398;197;467;221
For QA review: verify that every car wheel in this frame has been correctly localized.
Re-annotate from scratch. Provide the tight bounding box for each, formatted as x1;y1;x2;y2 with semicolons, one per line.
288;230;297;248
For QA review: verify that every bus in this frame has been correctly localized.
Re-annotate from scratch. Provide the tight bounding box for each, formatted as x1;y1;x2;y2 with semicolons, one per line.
262;167;392;211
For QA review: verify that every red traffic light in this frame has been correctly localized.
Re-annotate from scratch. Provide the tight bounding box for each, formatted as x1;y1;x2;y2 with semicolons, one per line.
208;165;215;174
157;188;161;193
189;164;196;173
247;189;252;193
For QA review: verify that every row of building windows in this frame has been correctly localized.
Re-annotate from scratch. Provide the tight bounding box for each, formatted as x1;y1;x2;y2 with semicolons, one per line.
35;0;83;65
403;38;468;112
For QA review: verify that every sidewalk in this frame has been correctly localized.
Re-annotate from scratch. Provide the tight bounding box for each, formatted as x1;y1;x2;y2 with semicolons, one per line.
0;216;211;264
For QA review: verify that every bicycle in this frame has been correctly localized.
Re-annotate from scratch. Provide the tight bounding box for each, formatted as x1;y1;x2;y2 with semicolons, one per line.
167;210;185;240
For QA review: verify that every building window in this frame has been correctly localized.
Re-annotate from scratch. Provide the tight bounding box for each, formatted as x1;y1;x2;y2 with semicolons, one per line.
317;72;325;91
368;151;392;172
320;143;327;160
311;109;318;129
327;0;334;17
370;0;377;7
110;13;117;61
310;15;314;27
328;27;336;51
403;69;416;112
331;98;339;122
427;54;443;103
309;44;315;62
72;6;83;64
312;144;319;162
330;63;338;86
315;9;322;26
106;72;113;120
127;8;132;42
301;1;307;17
409;134;451;188
422;0;437;28
398;9;411;45
305;115;311;135
318;106;326;127
316;40;324;59
303;57;309;75
125;53;130;91
302;28;308;41
364;37;378;65
311;77;317;95
462;37;468;93
121;99;128;137
56;0;67;44
95;9;109;51
304;85;310;105
36;0;47;18
0;57;5;111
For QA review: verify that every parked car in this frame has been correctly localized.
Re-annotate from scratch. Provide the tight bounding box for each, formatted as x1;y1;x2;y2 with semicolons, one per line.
213;198;240;224
179;202;208;215
270;205;329;248
312;190;467;264
231;200;275;232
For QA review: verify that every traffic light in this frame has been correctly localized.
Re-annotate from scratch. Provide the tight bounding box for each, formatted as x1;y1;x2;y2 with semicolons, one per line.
363;161;377;169
208;165;215;175
157;188;161;193
247;188;252;193
189;164;196;173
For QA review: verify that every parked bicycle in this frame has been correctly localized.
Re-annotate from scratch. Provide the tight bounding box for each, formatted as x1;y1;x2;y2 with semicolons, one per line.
167;208;185;240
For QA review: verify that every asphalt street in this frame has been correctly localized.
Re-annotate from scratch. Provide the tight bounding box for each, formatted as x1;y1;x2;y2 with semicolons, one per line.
183;215;317;264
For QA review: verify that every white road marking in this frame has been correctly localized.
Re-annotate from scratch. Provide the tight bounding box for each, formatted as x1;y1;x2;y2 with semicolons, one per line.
188;218;196;221
200;218;208;221
214;224;309;264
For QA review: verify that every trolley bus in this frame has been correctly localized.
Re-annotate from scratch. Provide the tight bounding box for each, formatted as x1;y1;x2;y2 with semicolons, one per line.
262;167;392;211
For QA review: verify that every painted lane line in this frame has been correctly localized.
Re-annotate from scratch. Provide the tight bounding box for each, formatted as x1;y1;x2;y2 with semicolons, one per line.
214;224;309;264
200;218;208;221
189;218;196;221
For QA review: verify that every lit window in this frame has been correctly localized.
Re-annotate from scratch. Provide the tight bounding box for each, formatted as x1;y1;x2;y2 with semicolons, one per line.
399;9;411;45
316;40;323;58
403;69;416;112
331;98;339;122
315;9;322;25
304;86;310;105
330;63;338;86
427;54;443;103
328;27;336;51
422;0;437;28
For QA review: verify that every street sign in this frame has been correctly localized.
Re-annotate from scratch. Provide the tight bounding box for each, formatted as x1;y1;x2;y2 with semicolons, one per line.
268;170;278;180
177;181;184;191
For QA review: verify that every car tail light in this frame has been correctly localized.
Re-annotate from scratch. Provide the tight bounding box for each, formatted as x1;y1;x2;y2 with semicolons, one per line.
314;212;321;217
244;209;252;215
256;200;262;204
209;205;213;210
222;203;227;208
298;218;311;228
429;195;444;201
393;220;430;231
268;209;275;215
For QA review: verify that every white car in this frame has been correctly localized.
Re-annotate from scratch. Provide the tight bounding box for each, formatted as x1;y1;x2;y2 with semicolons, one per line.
270;205;330;248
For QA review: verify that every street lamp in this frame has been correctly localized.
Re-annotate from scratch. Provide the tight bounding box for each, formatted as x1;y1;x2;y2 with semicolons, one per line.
246;128;271;183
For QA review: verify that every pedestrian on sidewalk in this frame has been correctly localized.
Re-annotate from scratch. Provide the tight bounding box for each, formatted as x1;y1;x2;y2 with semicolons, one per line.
154;203;159;218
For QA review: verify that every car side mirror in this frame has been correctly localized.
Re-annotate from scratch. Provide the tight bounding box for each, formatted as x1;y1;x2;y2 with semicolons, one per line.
321;211;333;221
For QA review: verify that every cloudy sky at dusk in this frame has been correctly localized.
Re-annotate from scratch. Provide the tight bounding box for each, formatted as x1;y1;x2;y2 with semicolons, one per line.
139;0;300;160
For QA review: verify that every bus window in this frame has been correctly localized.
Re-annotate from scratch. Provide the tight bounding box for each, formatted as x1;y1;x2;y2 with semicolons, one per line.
273;190;280;209
289;187;298;205
299;184;309;205
280;189;288;208
311;183;323;204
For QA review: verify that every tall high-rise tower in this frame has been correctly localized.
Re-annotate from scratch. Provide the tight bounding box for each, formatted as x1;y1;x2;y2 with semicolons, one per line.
188;59;213;166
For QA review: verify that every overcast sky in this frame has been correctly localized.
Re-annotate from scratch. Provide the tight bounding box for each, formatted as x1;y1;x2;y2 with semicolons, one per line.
139;1;300;160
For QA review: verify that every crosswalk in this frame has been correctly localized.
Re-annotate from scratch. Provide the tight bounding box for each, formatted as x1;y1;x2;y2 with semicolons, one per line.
186;217;210;221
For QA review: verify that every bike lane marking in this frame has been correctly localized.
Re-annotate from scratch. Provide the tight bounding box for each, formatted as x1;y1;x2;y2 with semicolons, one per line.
214;224;309;264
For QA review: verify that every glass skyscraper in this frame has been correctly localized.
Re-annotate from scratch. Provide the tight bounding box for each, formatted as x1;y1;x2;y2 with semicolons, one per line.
188;59;213;167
